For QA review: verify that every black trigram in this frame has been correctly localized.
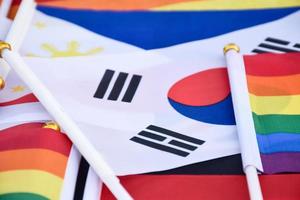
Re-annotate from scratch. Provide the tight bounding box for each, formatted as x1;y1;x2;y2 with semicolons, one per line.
130;125;205;157
252;37;300;54
74;157;89;200
94;69;142;103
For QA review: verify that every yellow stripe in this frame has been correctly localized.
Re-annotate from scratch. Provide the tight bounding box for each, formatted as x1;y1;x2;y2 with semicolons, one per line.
249;94;300;115
153;0;300;10
0;170;63;200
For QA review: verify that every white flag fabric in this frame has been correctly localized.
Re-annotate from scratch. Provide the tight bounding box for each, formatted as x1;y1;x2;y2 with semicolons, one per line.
0;16;11;39
0;9;299;175
21;11;142;58
59;146;102;200
153;10;300;172
0;62;52;127
1;9;298;130
155;11;300;63
24;51;240;175
5;10;298;175
0;10;144;129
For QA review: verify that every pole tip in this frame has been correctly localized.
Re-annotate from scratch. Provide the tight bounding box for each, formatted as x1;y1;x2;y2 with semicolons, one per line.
0;41;11;58
43;121;61;132
0;76;5;90
0;77;5;90
223;43;240;54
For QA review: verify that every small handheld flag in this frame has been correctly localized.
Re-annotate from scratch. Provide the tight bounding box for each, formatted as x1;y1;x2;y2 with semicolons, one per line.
224;44;263;200
244;52;300;174
225;44;300;199
0;0;133;199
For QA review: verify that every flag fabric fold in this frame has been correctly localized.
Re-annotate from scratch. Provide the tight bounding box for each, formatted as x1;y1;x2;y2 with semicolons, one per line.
1;1;300;199
38;6;299;50
101;174;300;200
0;122;102;200
23;51;240;175
244;52;300;174
0;123;72;199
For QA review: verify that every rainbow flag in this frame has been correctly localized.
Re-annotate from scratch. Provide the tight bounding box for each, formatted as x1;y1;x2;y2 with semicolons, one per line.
0;123;72;200
244;52;300;174
11;0;300;11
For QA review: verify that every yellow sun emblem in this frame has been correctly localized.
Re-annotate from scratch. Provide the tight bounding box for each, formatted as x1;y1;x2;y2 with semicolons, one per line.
35;22;46;29
42;41;103;57
11;85;25;93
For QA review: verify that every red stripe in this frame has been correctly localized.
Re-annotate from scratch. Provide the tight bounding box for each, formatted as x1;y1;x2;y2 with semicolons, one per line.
101;174;300;200
244;52;300;76
0;93;39;106
35;0;200;10
0;123;44;131
0;123;72;156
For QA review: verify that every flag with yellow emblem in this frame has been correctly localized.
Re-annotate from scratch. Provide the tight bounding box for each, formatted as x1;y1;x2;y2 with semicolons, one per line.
1;0;300;199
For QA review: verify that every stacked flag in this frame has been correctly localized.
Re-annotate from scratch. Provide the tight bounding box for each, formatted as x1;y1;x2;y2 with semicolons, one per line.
0;0;300;199
37;4;299;50
245;52;300;174
0;123;72;199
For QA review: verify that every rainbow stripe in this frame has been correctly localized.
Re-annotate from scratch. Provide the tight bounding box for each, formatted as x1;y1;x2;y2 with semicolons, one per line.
0;94;38;107
0;123;72;200
153;0;300;10
245;52;300;174
14;0;300;11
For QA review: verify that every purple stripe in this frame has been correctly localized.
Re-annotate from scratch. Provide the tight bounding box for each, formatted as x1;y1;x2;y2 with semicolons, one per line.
261;153;300;174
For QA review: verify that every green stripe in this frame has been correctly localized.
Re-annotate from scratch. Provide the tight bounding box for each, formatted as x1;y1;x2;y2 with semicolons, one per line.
252;113;300;134
0;193;48;200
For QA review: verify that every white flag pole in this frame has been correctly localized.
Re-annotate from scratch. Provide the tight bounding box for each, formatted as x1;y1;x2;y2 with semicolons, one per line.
224;44;263;200
1;50;133;200
0;0;35;84
0;1;133;199
0;0;13;87
5;0;35;51
0;0;12;18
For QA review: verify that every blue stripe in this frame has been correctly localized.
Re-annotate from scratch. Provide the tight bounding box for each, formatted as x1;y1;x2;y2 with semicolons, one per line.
37;7;299;49
257;133;300;154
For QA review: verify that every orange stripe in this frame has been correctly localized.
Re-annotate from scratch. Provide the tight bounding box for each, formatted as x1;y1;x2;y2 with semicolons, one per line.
247;74;300;96
0;149;68;178
38;0;202;10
